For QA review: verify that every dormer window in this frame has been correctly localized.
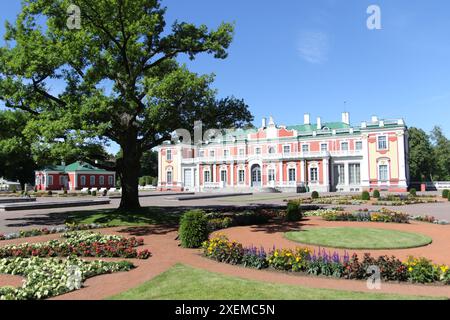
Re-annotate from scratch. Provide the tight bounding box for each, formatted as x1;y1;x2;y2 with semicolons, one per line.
166;149;172;161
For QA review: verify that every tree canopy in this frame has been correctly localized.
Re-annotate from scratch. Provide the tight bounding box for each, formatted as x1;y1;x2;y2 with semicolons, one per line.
0;0;253;208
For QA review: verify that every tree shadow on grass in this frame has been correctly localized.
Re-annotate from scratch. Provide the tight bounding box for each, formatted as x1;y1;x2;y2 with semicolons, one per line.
248;218;318;235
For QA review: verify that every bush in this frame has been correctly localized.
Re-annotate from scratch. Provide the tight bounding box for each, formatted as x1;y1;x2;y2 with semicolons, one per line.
286;202;303;222
442;189;449;199
409;188;417;197
233;211;269;226
179;210;209;248
361;191;371;201
138;177;146;187
87;190;92;195
373;189;381;199
102;189;108;197
91;190;97;197
448;192;450;202
207;217;233;232
311;191;319;199
47;190;53;196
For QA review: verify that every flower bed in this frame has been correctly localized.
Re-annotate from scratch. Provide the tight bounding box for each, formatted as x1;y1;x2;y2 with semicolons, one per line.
309;208;410;224
412;216;449;225
0;224;106;241
374;195;438;206
202;235;450;285
0;231;151;260
0;257;134;300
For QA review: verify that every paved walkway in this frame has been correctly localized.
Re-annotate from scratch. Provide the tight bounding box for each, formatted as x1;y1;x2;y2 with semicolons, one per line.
1;221;448;300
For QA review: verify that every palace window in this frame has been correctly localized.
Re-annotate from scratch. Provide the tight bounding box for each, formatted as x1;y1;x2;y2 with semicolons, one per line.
199;150;205;158
283;145;291;154
167;171;173;184
336;164;345;185
268;169;275;182
210;150;215;157
255;147;261;155
224;150;230;158
221;170;227;182
90;176;95;185
379;164;389;181
48;176;54;186
81;176;86;186
239;170;245;183
166;149;172;161
288;168;296;182
378;136;388;150
204;171;211;183
341;142;349;151
349;164;361;185
302;144;310;153
269;146;276;154
108;176;114;185
310;168;318;182
99;176;105;185
321;143;328;152
355;141;362;150
239;149;245;156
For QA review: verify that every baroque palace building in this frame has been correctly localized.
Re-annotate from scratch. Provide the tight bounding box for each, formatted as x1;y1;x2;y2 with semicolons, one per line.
157;112;409;193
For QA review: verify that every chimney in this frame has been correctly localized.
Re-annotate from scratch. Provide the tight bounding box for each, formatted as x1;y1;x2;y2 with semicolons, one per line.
304;113;311;125
316;117;322;130
261;118;267;128
268;116;275;126
371;115;379;123
342;112;350;125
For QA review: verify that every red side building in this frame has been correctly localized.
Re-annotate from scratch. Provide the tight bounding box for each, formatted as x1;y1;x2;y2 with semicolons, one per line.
35;161;116;191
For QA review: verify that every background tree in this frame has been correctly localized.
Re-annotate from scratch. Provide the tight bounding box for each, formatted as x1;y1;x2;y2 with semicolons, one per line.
430;126;450;181
0;0;253;208
407;127;434;182
140;150;158;178
0;110;36;187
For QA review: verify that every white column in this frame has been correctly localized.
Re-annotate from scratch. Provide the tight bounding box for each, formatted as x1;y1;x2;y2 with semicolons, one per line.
196;164;200;192
177;147;182;188
230;162;234;187
301;160;306;184
397;132;408;189
323;158;329;192
278;161;283;186
361;134;370;189
213;164;217;183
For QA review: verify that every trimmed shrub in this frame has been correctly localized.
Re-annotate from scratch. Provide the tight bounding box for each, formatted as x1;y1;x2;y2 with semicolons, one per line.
409;188;417;197
179;210;209;248
286;202;303;222
448;192;450;202
91;190;97;197
311;191;319;199
373;189;381;199
47;190;53;196
442;189;449;199
361;191;371;201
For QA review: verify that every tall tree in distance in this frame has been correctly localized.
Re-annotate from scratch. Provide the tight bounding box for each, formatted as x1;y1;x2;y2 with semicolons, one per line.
408;127;434;182
0;0;253;209
430;126;450;181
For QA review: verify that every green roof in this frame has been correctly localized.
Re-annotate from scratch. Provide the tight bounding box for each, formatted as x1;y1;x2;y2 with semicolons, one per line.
287;122;351;132
40;161;111;173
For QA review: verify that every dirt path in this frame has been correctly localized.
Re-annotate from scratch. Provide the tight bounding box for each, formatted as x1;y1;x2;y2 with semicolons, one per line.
1;220;449;300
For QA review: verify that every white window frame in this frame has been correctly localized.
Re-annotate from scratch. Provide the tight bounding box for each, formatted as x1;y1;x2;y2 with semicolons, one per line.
204;170;211;183
355;141;363;151
199;150;205;158
99;176;105;186
223;149;230;158
320;143;328;152
377;135;388;151
210;150;215;158
90;176;95;185
238;169;245;184
301;144;310;153
283;145;291;154
238;148;245;157
48;175;54;186
288;168;296;183
255;147;262;155
268;146;277;154
349;163;361;185
108;176;114;186
166;170;173;185
341;141;349;151
81;176;86;186
378;163;389;182
268;168;276;182
310;167;319;182
166;149;172;161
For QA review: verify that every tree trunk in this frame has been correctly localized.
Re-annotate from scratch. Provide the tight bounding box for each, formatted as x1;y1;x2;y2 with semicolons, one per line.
118;138;142;210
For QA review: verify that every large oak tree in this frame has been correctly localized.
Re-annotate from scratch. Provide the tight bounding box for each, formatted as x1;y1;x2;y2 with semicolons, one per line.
0;0;253;208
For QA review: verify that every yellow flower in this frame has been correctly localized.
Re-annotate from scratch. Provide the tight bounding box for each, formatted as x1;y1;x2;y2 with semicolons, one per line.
274;251;279;257
408;267;413;272
296;257;300;262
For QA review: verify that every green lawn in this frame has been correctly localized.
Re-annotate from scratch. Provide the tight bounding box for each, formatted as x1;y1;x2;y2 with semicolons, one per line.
65;207;182;227
285;227;433;250
108;264;442;300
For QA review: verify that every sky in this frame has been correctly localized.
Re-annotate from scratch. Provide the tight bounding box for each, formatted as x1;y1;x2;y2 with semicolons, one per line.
1;0;450;154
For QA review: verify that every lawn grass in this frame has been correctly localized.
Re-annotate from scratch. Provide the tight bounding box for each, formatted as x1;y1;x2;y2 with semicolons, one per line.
285;227;433;250
108;264;442;300
65;207;183;227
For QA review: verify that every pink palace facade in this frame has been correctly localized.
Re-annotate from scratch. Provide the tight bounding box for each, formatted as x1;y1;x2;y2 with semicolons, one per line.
157;112;410;193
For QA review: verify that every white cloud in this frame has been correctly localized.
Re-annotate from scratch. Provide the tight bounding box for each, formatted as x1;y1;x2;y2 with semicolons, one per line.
297;31;329;64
